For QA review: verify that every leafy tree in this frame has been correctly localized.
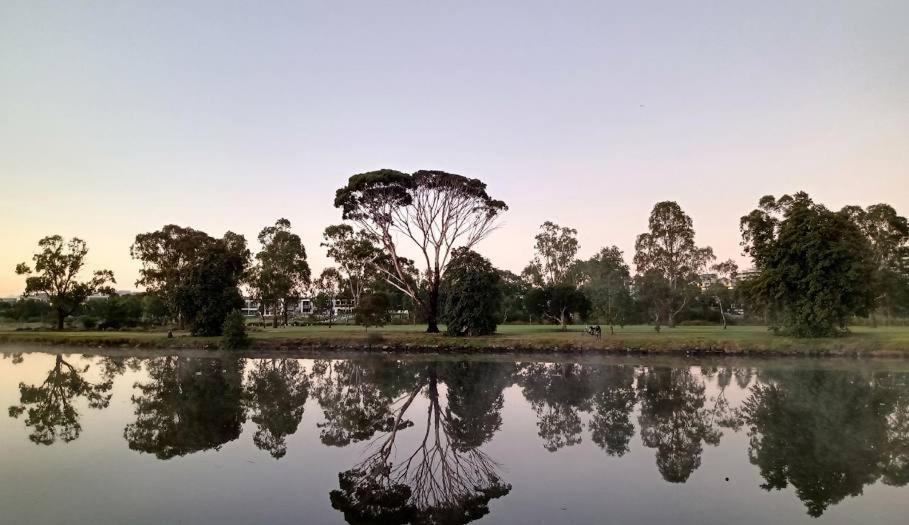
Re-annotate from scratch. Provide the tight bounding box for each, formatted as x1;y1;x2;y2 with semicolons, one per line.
131;225;216;327
141;293;169;325
578;246;633;334
334;169;507;333
322;224;380;308
741;192;875;337
442;249;502;336
251;218;311;327
15;236;116;330
82;294;144;329
842;204;909;322
354;292;392;332
523;221;580;286
497;269;530;323
222;310;249;350
634;202;714;328
8;355;113;444
525;284;590;330
175;235;249;336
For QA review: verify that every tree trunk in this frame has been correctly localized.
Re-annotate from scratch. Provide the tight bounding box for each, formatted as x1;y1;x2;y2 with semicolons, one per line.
426;283;440;333
272;302;278;328
560;308;568;331
716;296;727;330
56;309;65;330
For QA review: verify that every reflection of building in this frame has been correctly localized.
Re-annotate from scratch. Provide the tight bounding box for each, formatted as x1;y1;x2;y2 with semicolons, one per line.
240;297;353;318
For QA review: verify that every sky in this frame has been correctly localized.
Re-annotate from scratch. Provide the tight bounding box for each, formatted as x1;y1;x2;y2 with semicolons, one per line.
1;1;907;297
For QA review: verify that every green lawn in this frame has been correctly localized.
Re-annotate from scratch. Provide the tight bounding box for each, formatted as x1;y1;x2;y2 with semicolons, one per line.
2;323;909;355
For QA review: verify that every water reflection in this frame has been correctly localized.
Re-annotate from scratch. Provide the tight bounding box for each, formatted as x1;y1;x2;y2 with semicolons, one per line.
244;358;309;458
5;353;909;520
741;369;909;517
7;354;113;445
329;363;512;525
124;357;246;459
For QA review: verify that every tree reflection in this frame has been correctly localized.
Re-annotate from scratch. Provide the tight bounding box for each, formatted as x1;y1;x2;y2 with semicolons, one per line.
8;355;113;445
742;369;909;517
244;359;309;458
589;365;637;457
637;367;721;483
329;362;512;525
124;357;245;459
519;363;595;451
310;358;414;447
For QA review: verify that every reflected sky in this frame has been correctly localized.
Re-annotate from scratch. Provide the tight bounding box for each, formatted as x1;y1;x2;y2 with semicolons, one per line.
2;348;909;524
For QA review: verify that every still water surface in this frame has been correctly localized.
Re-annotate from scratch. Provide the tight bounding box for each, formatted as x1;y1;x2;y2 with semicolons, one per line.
1;347;908;524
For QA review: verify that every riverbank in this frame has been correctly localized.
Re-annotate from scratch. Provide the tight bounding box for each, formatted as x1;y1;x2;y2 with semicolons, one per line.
2;324;909;357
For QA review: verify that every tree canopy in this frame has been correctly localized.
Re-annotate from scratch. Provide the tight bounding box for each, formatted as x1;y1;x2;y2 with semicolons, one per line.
741;192;876;337
334;169;507;332
16;235;116;330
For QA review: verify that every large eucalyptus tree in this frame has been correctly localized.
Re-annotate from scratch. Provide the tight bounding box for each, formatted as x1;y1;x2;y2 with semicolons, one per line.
334;170;507;333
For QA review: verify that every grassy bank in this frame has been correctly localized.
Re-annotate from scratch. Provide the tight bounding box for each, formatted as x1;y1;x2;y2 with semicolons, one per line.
2;324;909;356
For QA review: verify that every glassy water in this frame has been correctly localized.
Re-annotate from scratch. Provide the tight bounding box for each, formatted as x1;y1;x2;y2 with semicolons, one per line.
2;347;908;524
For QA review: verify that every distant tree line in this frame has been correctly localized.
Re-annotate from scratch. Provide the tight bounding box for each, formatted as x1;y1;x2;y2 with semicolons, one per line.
8;169;909;339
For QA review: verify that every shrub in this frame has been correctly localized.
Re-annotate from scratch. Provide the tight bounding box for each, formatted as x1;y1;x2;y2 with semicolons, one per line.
222;311;249;350
355;293;392;332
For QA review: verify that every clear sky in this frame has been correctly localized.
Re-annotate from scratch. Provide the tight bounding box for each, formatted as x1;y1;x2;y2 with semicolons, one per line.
1;1;907;297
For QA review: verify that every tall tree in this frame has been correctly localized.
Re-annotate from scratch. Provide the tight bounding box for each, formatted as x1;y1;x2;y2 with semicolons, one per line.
334;169;507;333
131;225;216;328
634;202;714;328
578;246;632;334
498;269;530;324
741;193;875;337
842;204;909;323
15;236;116;330
175;234;250;337
252;218;311;328
322;224;380;308
524;222;580;286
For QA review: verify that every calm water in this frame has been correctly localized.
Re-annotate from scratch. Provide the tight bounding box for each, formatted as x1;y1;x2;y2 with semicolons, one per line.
1;347;908;524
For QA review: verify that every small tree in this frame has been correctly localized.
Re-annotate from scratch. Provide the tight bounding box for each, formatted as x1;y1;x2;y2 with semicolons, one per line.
354;292;391;332
524;221;580;286
578;246;632;335
442;249;502;337
222;310;249;350
16;236;116;330
525;284;591;331
315;268;343;327
252;218;311;328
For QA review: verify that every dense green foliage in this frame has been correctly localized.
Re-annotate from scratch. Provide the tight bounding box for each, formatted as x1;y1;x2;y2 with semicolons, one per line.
741;193;876;337
354;292;392;331
175;237;250;336
442;249;502;336
525;284;591;330
577;246;633;333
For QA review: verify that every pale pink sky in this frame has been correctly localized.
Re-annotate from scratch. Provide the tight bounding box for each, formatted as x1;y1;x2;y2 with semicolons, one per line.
1;1;907;296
